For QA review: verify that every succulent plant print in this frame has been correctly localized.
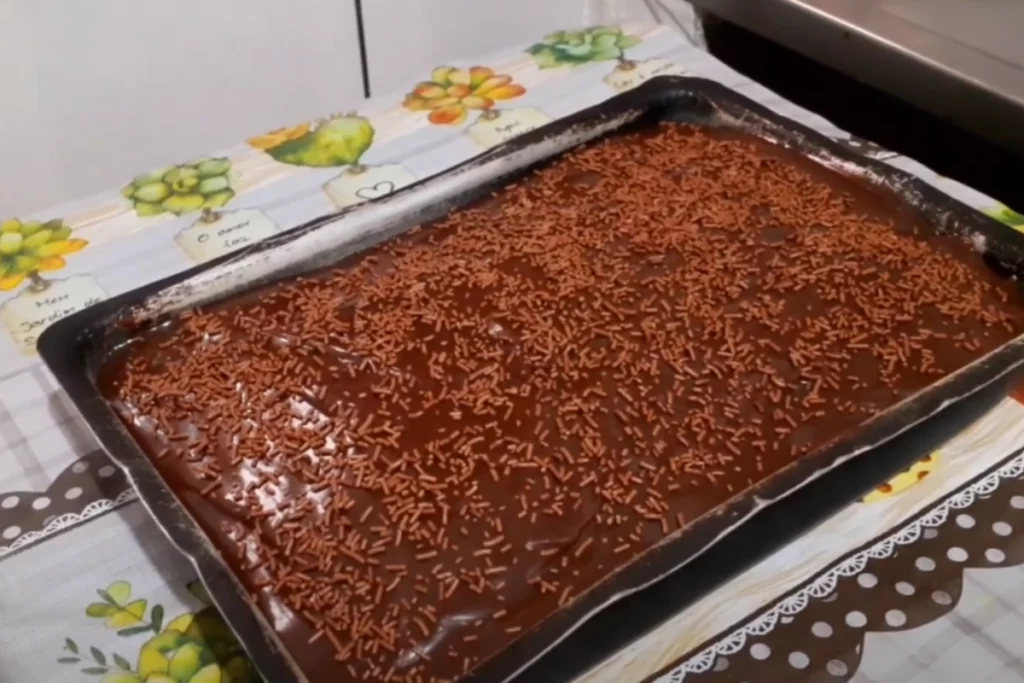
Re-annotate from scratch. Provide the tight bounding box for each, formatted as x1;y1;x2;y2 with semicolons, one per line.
122;159;234;217
403;66;526;126
247;113;374;168
526;26;642;69
0;217;87;291
58;580;260;683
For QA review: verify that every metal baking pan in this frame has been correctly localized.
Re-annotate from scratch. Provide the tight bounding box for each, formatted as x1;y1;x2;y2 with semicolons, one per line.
38;76;1024;683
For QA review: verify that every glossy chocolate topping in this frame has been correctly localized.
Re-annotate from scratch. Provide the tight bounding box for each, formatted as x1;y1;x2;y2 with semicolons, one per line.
98;124;1024;683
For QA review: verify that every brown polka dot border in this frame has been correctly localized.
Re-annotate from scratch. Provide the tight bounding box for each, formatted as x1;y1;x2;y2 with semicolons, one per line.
651;449;1024;683
0;450;135;559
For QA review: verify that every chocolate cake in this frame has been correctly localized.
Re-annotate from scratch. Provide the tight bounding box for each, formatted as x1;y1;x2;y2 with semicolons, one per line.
98;124;1024;683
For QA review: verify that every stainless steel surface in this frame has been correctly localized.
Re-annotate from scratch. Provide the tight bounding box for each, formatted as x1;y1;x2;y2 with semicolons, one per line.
691;0;1024;154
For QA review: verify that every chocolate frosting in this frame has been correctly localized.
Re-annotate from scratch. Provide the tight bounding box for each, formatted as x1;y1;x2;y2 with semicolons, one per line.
98;125;1024;683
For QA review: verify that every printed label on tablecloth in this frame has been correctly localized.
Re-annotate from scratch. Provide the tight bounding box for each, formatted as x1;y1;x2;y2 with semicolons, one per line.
323;164;418;209
174;208;279;264
465;108;553;150
603;58;687;93
0;275;106;355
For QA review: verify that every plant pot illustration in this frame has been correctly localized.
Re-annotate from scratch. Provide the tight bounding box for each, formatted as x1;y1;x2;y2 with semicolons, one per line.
122;158;235;218
403;66;526;126
603;57;687;92
323;163;418;210
174;207;280;264
251;113;397;206
464;107;553;149
526;26;680;93
248;113;374;168
0;218;101;355
526;26;642;69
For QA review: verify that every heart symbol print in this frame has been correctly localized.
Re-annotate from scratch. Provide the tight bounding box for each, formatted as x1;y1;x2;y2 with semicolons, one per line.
355;181;396;201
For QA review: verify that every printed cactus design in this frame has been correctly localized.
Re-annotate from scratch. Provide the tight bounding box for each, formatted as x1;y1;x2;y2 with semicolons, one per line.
247;113;374;168
57;580;260;683
0;217;87;292
402;66;526;125
984;204;1024;232
526;26;641;69
122;159;234;218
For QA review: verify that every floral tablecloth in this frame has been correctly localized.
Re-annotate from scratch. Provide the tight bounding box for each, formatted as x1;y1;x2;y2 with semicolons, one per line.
4;22;1024;683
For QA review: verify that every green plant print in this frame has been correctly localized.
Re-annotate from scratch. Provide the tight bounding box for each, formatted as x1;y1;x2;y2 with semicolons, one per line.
247;113;375;168
57;580;260;683
526;26;642;69
0;217;88;292
122;159;234;218
85;580;156;634
984;203;1024;231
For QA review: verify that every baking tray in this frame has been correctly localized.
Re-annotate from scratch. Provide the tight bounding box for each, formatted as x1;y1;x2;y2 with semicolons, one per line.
38;76;1024;683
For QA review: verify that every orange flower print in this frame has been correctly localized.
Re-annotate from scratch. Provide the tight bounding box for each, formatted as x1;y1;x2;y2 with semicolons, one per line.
403;66;526;126
861;452;939;503
247;123;312;151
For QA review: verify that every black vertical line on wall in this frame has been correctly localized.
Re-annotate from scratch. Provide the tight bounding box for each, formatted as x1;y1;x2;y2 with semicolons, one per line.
354;0;371;97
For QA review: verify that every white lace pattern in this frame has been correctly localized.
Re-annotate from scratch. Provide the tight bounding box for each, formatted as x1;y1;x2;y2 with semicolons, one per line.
0;488;137;559
656;451;1024;681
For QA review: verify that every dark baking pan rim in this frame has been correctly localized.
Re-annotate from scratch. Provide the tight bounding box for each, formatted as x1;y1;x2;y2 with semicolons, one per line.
38;76;1024;683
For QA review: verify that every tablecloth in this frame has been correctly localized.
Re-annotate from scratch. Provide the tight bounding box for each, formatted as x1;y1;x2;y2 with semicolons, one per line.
3;22;1024;683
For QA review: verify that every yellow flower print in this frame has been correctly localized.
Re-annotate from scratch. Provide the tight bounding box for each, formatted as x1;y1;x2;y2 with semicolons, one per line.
0;217;87;292
403;66;526;125
86;581;148;629
59;580;260;683
246;123;312;151
861;452;939;503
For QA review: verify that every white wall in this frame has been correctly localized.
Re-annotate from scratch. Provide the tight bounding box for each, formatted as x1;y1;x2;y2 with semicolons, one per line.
1;0;366;214
362;0;591;96
590;0;703;44
2;0;702;214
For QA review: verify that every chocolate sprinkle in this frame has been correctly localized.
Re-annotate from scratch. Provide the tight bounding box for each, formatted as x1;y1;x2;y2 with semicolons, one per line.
99;124;1024;683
